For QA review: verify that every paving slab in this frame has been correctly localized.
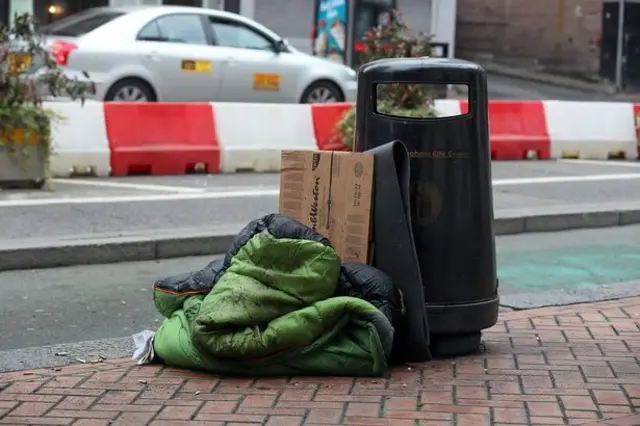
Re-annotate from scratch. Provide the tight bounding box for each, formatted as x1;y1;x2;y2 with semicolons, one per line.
1;297;639;426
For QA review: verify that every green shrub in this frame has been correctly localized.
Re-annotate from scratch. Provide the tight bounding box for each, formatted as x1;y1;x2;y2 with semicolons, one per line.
336;10;437;150
0;13;95;182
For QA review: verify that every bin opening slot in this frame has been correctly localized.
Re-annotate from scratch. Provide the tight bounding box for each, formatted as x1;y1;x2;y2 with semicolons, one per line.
374;83;469;119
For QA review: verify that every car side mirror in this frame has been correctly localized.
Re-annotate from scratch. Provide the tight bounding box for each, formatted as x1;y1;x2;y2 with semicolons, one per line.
273;39;286;53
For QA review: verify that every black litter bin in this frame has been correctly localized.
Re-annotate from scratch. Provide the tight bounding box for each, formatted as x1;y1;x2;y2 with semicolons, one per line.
355;57;499;356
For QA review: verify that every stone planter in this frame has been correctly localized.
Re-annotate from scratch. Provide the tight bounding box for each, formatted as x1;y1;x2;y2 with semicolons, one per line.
0;129;47;189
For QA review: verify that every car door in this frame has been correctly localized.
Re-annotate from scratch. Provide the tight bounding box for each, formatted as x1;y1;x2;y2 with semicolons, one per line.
207;17;298;103
135;13;226;102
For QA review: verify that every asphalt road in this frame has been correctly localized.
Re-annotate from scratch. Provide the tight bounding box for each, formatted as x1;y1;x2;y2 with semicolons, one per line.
2;160;640;243
486;73;620;101
1;224;640;372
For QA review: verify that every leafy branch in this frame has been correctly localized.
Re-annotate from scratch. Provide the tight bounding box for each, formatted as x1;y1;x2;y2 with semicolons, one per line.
336;10;437;150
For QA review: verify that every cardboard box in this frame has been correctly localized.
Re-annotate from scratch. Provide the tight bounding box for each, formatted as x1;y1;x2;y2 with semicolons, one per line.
279;150;374;263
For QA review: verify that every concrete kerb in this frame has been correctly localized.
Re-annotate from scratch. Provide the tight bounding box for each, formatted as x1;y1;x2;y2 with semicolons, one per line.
477;61;619;95
0;226;240;272
2;205;640;272
500;279;640;310
495;201;640;234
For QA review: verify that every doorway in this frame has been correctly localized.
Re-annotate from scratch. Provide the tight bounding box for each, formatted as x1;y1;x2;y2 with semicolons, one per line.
600;1;640;90
33;0;109;24
1;1;9;27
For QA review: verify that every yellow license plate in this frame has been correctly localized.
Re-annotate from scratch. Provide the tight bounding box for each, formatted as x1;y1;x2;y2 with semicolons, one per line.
7;52;32;74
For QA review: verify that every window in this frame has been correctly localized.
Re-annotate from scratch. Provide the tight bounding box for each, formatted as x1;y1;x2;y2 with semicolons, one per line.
202;0;224;9
41;10;124;36
211;20;273;51
137;20;162;41
0;0;8;27
137;14;208;45
354;0;394;39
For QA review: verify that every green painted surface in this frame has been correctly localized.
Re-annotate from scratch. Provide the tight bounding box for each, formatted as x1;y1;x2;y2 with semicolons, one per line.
497;244;640;294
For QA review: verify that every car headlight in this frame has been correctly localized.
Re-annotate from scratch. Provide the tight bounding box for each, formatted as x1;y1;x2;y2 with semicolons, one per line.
346;67;357;80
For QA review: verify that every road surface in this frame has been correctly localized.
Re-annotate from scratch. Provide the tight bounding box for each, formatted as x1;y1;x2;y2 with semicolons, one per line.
1;160;640;242
1;223;640;372
486;73;620;101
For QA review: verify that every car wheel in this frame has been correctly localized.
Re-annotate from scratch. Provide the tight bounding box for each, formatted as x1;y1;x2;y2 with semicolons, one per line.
105;78;156;102
301;81;344;104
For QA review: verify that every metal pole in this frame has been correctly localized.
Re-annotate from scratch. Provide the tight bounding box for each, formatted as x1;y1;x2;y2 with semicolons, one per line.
345;0;356;68
614;0;625;90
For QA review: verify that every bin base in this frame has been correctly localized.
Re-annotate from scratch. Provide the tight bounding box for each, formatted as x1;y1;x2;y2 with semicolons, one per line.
430;332;482;357
425;293;500;335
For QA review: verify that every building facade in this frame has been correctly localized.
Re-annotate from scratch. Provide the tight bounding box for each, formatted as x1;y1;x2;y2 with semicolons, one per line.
253;0;445;54
455;0;603;76
2;0;247;26
2;0;453;56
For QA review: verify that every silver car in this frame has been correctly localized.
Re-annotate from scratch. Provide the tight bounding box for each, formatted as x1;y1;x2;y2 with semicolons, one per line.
35;5;358;103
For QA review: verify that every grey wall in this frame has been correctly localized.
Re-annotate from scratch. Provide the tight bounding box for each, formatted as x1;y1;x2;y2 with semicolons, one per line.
255;0;315;52
397;0;431;36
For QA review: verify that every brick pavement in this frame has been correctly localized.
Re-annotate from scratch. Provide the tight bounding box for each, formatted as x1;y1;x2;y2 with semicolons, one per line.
1;297;639;426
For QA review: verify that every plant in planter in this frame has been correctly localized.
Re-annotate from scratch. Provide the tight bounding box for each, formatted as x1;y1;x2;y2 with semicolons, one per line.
0;13;95;189
336;10;437;150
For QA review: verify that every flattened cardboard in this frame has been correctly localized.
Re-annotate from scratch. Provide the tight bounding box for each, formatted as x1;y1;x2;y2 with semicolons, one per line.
279;150;374;263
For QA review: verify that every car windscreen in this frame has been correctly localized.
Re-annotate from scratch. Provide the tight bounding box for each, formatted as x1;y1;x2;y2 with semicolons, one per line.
40;10;124;37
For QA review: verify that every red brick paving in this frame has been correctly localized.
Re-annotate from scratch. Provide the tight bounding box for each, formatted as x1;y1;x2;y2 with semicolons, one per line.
1;297;639;426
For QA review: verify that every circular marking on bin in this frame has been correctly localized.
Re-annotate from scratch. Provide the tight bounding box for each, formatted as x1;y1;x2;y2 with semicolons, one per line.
412;181;442;226
354;161;364;177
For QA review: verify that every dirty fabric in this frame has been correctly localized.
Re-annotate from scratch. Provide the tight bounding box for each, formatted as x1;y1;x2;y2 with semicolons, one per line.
151;214;402;377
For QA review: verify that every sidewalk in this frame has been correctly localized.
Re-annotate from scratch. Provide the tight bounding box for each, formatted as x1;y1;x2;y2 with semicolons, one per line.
1;298;639;426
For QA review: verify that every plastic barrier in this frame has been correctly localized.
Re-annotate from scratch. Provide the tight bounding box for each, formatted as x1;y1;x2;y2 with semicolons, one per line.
309;100;467;153
44;100;640;178
433;99;464;117
461;100;551;160
544;101;637;160
104;103;220;176
215;103;317;172
46;101;111;177
310;103;352;151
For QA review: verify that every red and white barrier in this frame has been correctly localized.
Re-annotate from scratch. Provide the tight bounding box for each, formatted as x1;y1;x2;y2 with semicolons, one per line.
49;101;111;177
104;103;220;176
311;103;354;151
43;100;640;177
215;103;317;173
544;101;637;160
